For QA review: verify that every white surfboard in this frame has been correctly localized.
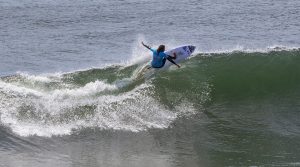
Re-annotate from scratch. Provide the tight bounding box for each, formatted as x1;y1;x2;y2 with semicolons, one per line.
162;45;196;69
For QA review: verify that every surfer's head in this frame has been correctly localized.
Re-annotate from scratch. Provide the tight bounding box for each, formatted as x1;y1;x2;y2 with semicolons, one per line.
157;45;165;53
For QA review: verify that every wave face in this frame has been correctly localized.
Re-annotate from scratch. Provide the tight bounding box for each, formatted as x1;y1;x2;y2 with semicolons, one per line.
0;48;299;137
199;49;300;102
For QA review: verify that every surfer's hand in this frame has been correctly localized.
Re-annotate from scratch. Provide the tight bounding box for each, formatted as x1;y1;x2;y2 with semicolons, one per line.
177;65;181;68
173;53;177;59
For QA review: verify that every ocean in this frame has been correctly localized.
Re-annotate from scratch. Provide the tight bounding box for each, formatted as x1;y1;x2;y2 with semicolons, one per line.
0;0;300;166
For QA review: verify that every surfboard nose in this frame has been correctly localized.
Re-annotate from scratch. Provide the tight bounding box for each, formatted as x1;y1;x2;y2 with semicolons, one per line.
188;46;196;53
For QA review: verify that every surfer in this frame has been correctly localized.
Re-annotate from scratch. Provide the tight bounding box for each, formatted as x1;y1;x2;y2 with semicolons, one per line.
141;42;180;68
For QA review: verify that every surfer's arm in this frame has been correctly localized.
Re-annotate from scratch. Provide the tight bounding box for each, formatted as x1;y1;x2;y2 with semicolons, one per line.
170;53;177;59
166;56;180;68
141;42;151;50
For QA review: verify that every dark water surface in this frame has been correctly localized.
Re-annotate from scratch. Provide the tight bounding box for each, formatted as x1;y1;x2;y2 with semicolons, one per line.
1;0;300;166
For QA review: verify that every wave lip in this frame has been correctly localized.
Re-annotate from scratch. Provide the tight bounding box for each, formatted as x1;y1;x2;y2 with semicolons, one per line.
199;45;300;54
49;80;118;100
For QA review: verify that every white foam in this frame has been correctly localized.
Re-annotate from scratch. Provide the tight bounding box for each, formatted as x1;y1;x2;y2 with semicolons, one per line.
17;71;64;80
17;72;53;83
0;119;75;137
126;34;152;66
0;78;117;100
0;79;191;137
49;80;117;100
0;81;44;97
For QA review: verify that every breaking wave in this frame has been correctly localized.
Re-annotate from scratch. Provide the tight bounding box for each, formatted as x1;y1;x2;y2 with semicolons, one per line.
0;47;299;137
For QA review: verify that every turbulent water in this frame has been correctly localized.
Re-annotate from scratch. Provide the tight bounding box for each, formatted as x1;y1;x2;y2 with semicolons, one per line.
1;0;300;166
